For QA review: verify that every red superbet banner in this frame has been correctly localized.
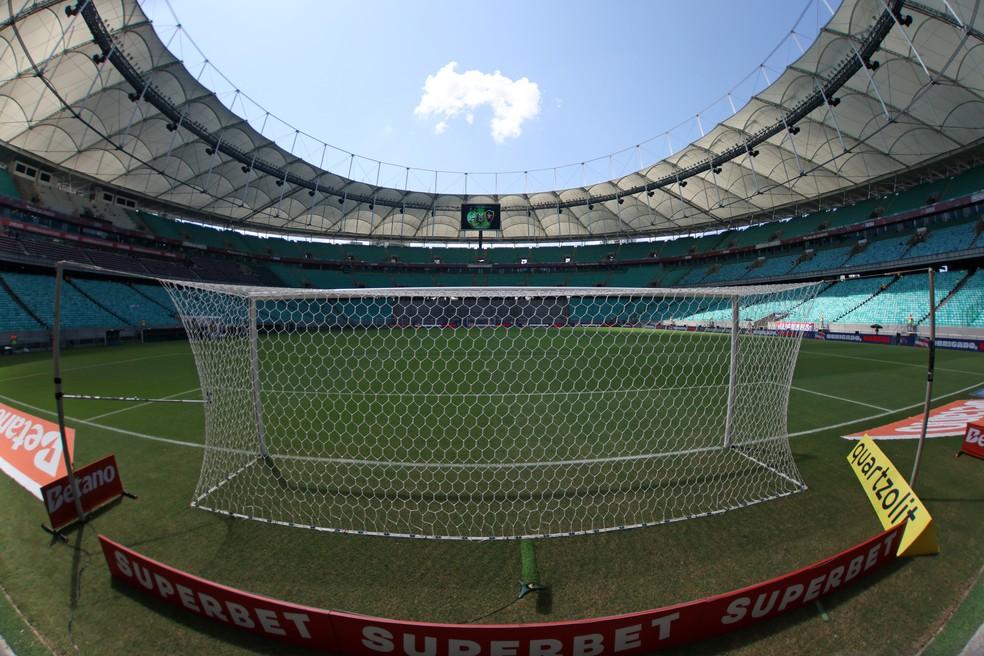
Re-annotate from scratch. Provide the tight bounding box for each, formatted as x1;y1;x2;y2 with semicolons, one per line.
42;455;125;531
99;536;337;648
960;422;984;460
99;522;904;655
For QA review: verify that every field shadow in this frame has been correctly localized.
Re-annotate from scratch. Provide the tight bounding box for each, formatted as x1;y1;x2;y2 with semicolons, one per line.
657;558;909;655
125;519;220;548
109;579;316;655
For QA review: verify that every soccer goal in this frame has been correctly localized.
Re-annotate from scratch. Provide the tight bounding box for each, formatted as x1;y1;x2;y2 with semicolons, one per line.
163;282;820;540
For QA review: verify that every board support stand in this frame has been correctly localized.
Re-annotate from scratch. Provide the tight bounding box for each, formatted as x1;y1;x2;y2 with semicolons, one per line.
52;262;86;525
910;267;935;489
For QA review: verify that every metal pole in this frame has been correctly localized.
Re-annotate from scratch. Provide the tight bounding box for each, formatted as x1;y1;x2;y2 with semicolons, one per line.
52;263;86;523
724;296;740;447
910;268;935;488
248;297;269;458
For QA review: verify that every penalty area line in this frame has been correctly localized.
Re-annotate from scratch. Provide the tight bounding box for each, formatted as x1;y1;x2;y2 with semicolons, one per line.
1;351;183;383
788;379;984;438
0;394;204;450
790;386;890;411
1;379;983;453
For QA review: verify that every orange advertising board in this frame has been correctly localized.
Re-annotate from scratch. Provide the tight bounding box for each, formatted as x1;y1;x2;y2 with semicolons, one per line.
844;399;984;440
0;402;75;499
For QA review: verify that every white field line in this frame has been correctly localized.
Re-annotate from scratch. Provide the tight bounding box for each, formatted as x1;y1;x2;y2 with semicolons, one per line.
2;380;982;453
788;379;984;437
790;385;890;411
1;351;182;383
0;394;204;450
798;349;984;377
84;387;201;421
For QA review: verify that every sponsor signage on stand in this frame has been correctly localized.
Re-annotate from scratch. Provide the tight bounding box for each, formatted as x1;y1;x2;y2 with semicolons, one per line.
846;436;938;556
0;402;75;499
958;422;984;460
99;524;904;655
844;399;984;440
41;454;126;531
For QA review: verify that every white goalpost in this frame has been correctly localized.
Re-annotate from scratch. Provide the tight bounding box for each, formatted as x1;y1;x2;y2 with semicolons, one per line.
163;282;820;540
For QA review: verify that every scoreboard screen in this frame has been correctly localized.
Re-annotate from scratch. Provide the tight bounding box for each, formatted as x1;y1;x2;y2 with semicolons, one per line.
461;204;501;231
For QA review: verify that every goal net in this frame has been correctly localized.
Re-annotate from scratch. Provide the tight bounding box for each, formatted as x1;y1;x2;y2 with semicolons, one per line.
163;282;821;540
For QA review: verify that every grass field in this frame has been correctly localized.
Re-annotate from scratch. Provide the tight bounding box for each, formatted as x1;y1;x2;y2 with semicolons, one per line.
197;327;803;539
1;335;983;654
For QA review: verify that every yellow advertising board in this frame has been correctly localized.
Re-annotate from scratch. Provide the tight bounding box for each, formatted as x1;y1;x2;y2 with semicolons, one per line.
846;435;939;556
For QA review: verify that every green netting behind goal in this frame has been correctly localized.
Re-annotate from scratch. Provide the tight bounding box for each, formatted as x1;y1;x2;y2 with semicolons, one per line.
163;283;820;540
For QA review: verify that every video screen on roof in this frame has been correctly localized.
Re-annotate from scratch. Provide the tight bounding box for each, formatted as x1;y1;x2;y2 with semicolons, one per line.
461;204;501;231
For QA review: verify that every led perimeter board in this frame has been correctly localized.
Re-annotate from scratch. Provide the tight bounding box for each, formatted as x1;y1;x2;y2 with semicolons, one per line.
461;204;501;231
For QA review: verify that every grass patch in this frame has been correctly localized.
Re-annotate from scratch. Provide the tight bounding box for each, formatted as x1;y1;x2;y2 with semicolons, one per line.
0;337;982;654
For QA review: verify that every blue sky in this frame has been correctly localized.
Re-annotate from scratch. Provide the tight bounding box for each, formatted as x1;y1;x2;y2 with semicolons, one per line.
141;0;835;187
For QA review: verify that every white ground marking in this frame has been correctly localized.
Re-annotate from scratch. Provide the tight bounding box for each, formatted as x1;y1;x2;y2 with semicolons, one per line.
799;349;984;376
2;378;983;451
1;351;182;383
788;379;984;437
0;394;204;449
83;387;201;421
790;385;891;411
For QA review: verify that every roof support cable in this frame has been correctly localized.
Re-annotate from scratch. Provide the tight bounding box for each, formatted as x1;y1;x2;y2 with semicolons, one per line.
202;135;223;196
236;113;269;210
940;0;966;28
69;42;113;151
743;142;762;196
119;76;156;154
849;40;892;121
880;0;932;80
309;143;327;199
778;113;806;178
41;0;90;70
818;85;849;155
273;130;299;210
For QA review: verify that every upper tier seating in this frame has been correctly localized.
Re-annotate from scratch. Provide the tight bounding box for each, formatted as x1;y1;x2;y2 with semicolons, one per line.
71;278;179;327
838;272;964;325
0;280;43;332
2;271;120;329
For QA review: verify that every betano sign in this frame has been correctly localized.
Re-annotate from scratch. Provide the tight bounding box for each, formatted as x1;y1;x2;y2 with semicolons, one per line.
959;422;984;460
42;454;125;531
99;524;904;655
0;402;75;499
847;436;939;557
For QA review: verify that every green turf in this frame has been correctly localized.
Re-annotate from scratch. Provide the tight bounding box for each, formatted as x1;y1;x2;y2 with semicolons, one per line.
0;584;52;656
0;337;983;654
196;327;803;538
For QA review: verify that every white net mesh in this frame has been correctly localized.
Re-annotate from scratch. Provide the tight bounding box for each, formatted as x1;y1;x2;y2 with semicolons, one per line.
162;282;821;540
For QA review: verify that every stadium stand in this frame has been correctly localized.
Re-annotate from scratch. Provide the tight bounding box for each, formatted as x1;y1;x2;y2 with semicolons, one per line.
1;271;120;328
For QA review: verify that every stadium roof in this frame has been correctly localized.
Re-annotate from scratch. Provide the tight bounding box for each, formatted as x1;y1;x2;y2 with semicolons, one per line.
1;0;983;241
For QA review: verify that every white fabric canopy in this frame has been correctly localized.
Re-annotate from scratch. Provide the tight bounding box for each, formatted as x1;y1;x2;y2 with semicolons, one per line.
1;0;982;240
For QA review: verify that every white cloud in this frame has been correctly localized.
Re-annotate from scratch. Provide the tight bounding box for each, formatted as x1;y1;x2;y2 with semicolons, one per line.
414;62;541;143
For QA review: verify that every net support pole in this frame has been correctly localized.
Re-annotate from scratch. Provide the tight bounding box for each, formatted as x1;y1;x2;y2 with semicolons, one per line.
51;262;85;525
910;268;935;489
724;295;740;447
247;296;269;458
